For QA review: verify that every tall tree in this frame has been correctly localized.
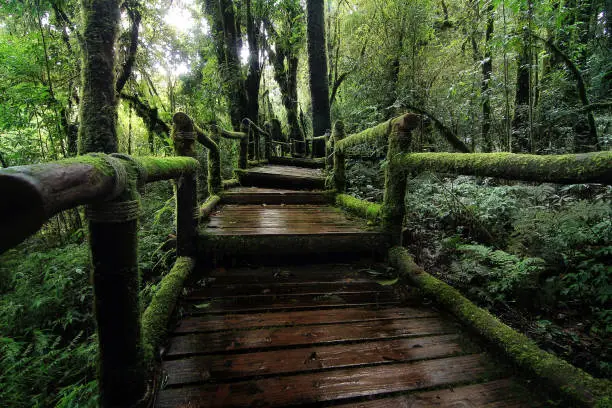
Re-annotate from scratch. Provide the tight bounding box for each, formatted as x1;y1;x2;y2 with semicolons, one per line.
306;0;331;143
78;0;121;154
263;0;305;148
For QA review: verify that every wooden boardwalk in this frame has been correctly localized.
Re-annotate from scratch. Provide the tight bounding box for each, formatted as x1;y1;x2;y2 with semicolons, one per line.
158;163;540;407
156;264;536;407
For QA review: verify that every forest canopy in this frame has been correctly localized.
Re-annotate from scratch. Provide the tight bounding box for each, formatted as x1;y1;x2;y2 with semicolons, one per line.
0;0;610;168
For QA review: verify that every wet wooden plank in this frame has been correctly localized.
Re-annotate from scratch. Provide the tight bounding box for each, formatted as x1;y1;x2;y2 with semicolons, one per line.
182;292;402;314
336;379;533;408
166;317;456;357
246;165;324;178
204;264;388;284
186;281;394;298
221;187;331;205
268;156;326;168
156;354;488;407
163;334;462;385
175;307;438;333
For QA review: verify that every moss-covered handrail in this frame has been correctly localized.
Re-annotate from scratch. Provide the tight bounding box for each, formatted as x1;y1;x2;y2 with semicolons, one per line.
0;154;198;253
389;247;612;408
395;152;612;184
335;114;410;154
242;117;271;161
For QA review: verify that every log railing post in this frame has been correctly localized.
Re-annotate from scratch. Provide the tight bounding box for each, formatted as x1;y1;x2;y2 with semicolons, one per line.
172;113;198;257
332;120;346;193
382;117;411;245
239;120;249;168
86;155;146;407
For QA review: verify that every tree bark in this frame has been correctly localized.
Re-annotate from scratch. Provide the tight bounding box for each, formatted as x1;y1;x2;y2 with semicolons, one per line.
481;3;494;152
205;0;248;130
78;0;120;154
306;0;331;146
245;0;262;123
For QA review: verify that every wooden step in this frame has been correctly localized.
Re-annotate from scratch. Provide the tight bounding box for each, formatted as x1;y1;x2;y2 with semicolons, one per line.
220;187;333;204
237;165;326;190
268;156;326;168
199;204;389;263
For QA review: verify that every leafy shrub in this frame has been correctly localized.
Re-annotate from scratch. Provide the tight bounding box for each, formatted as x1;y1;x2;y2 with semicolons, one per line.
447;242;545;306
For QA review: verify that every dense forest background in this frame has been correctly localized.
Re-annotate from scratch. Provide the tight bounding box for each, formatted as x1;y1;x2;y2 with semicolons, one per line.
0;0;610;406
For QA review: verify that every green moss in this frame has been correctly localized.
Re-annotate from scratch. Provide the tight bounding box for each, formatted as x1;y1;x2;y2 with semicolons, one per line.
135;156;199;182
388;246;612;407
395;152;612;184
336;118;393;153
222;179;240;189
336;194;381;223
141;257;195;361
199;195;220;220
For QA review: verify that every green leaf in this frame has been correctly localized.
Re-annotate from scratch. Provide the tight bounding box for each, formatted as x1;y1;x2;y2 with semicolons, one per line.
194;302;211;309
376;277;399;286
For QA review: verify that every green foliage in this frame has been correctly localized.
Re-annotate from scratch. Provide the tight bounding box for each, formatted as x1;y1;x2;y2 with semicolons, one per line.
448;242;545;305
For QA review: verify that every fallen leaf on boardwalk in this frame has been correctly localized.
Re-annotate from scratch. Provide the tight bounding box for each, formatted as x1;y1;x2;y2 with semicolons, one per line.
194;302;211;309
376;277;399;286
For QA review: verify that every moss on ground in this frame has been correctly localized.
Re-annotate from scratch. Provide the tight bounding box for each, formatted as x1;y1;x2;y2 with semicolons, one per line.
388;246;612;407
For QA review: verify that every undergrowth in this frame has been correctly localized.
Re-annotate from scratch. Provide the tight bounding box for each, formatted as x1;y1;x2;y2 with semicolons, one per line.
0;181;177;407
402;173;612;378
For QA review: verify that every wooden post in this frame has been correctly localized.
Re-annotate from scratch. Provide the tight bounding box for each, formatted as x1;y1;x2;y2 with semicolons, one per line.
264;127;272;160
239;121;249;168
332;121;346;193
205;125;222;196
172;113;198;257
86;155;146;407
382;117;412;245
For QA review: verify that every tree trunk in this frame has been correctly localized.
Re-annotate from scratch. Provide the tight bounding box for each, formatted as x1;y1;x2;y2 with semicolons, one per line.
205;0;248;130
481;3;494;152
245;0;261;123
511;38;532;153
78;0;120;154
306;0;331;149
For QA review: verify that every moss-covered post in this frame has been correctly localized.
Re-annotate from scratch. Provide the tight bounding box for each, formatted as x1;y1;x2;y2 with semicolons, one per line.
86;155;147;407
238;121;249;169
264;126;272;160
172;113;198;257
382;117;412;245
205;124;222;196
332;120;346;193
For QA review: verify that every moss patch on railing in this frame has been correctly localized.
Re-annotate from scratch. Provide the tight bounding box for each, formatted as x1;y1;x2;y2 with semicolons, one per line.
395;152;612;184
336;118;393;153
388;246;612;408
142;257;195;361
336;194;381;223
135;156;199;182
199;195;220;220
222;179;240;189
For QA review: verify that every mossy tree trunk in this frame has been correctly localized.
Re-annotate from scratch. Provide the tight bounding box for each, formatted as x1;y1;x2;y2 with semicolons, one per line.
78;0;120;154
306;0;331;144
78;1;147;404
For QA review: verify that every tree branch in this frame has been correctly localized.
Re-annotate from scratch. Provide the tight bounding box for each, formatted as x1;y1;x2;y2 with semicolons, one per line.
116;2;141;93
119;92;170;140
401;104;471;153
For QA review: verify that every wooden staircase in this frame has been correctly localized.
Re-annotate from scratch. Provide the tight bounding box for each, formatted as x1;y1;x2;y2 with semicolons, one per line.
156;162;541;407
200;163;389;264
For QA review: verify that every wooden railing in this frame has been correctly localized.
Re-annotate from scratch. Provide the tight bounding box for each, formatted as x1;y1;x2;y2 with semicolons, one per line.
0;118;200;407
331;113;612;244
